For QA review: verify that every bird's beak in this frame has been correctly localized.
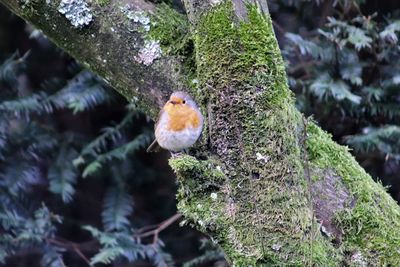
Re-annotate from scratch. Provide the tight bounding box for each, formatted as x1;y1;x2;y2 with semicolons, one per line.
169;100;178;105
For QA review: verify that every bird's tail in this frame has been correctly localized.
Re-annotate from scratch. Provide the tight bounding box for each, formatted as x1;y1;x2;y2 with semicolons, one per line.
146;139;162;152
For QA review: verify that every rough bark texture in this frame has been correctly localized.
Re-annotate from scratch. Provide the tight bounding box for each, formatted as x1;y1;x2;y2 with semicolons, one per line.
1;0;400;266
0;0;191;116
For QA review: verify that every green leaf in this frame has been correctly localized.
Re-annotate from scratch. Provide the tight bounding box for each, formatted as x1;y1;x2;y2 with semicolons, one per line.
345;125;400;159
82;225;118;246
40;246;67;267
0;163;41;196
78;111;136;160
82;161;102;178
310;73;361;104
285;33;325;59
90;247;124;265
380;20;400;43
82;131;152;177
48;147;79;203
102;187;133;232
346;27;372;50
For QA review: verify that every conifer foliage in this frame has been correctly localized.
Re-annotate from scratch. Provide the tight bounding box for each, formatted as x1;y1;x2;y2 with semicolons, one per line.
0;52;174;266
278;0;400;201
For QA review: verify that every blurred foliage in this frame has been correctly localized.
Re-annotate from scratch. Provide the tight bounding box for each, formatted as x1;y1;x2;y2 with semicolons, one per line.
0;52;178;266
272;0;400;201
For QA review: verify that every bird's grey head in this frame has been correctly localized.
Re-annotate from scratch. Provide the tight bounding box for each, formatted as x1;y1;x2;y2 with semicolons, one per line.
169;91;197;108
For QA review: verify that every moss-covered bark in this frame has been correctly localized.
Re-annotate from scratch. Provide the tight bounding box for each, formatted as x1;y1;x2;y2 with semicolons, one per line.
172;1;338;265
0;0;190;116
2;0;400;265
170;0;400;266
307;123;400;266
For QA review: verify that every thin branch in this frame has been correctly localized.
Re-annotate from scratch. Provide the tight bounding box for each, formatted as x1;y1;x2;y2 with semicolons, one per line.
135;213;182;244
47;237;95;266
272;20;286;35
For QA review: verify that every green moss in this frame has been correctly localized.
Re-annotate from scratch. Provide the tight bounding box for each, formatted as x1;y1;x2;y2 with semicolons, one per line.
147;0;172;4
195;3;239;88
307;122;400;265
169;155;225;189
148;4;190;55
147;4;195;86
19;0;40;15
169;1;399;265
96;0;110;7
172;2;340;266
169;155;227;236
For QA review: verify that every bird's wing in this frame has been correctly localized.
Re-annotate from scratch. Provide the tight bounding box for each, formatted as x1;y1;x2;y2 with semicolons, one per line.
146;109;164;153
154;108;163;130
146;139;161;152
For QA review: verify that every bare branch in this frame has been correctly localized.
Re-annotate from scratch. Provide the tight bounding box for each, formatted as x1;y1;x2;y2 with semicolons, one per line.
47;237;97;266
136;213;182;244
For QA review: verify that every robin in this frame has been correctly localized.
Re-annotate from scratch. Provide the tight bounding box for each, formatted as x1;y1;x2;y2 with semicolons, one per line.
146;91;204;153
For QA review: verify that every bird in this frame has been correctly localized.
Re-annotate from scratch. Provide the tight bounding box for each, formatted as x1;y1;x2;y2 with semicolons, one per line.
146;91;204;153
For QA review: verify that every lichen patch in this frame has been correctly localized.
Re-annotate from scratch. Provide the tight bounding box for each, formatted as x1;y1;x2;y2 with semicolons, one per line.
58;0;93;28
135;40;162;66
350;251;367;267
120;4;151;31
255;152;269;163
210;0;223;6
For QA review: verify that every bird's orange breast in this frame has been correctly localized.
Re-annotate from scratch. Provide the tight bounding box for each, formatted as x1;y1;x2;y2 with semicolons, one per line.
163;104;200;132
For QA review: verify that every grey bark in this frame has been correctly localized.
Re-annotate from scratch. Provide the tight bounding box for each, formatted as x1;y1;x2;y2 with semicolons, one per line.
0;0;185;115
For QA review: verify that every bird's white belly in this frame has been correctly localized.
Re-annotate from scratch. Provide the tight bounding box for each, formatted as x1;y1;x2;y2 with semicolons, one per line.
156;126;201;152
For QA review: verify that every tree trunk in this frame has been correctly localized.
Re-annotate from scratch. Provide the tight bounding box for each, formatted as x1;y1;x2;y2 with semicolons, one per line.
1;0;399;265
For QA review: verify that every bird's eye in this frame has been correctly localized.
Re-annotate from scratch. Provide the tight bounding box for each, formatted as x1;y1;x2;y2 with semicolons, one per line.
182;100;186;104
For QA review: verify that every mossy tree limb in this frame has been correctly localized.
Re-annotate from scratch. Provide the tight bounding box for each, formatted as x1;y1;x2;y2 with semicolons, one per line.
175;1;337;265
1;0;400;265
0;0;190;116
171;0;400;266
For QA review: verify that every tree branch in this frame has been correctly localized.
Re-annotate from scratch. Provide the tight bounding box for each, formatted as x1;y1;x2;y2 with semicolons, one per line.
170;0;400;265
47;237;95;266
135;213;182;244
0;0;190;116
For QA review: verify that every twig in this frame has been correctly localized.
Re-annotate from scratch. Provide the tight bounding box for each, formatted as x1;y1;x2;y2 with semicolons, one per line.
135;213;182;244
136;222;161;233
72;243;92;266
272;20;286;35
47;237;93;266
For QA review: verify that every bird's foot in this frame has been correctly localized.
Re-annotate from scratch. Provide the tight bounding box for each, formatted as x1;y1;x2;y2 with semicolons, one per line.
170;150;187;157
